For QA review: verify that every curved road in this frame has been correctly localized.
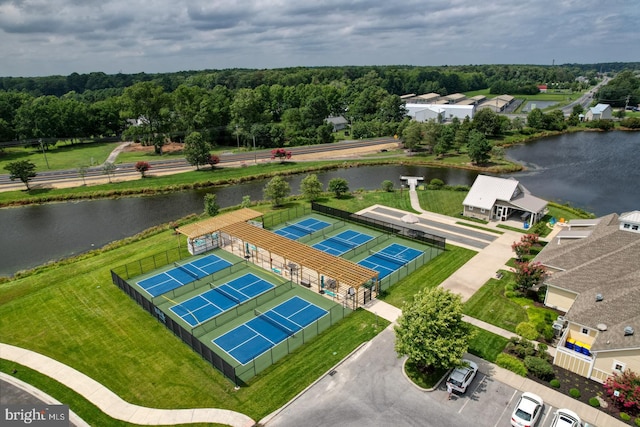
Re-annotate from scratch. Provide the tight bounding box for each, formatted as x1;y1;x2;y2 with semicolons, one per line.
0;138;399;189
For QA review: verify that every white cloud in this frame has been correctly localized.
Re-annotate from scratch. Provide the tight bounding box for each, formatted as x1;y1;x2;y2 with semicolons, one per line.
0;0;637;76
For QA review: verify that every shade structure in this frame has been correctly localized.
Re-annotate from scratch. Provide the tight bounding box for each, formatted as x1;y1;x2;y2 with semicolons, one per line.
401;213;419;224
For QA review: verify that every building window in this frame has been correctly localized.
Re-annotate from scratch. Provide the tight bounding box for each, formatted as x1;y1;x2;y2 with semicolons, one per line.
623;223;630;229
613;361;626;373
468;206;473;211
633;225;639;231
582;327;589;334
481;209;485;213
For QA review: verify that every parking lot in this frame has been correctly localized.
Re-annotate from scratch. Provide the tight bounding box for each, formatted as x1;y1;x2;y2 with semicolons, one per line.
263;327;590;427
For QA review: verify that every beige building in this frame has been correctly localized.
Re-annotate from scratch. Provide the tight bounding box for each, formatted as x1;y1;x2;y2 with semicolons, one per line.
537;211;640;383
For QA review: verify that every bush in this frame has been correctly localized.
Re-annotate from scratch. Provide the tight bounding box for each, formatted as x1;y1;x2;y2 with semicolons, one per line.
620;412;630;421
569;388;581;399
524;356;555;381
516;322;539;340
427;178;444;190
550;379;561;388
589;397;600;407
496;353;527;377
381;180;394;192
505;337;537;359
634;416;640;427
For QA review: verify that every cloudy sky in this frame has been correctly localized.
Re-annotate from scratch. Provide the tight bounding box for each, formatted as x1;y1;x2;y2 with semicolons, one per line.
0;0;638;77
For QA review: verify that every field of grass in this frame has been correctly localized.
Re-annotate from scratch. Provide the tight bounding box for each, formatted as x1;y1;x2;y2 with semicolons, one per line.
379;244;477;308
463;271;558;336
467;326;509;362
416;189;468;217
0;141;120;171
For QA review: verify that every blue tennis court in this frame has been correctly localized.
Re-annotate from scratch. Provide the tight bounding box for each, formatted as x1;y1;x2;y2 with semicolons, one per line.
274;218;331;240
358;243;423;279
213;296;327;365
312;229;374;256
137;254;233;297
169;273;276;326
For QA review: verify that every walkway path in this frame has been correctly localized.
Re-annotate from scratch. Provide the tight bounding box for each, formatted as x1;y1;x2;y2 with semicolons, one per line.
0;343;255;427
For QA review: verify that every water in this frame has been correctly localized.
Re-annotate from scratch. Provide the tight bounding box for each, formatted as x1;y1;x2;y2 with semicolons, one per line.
1;130;638;276
0;165;476;276
506;131;640;216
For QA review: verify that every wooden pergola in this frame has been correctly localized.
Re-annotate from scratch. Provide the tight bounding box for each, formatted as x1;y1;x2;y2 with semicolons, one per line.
176;208;264;239
219;221;379;304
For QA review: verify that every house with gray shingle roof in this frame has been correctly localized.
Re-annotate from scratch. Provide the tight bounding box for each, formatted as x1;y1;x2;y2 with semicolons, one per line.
536;211;640;383
462;175;547;224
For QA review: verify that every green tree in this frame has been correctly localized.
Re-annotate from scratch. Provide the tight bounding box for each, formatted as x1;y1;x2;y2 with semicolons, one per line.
77;165;88;186
328;178;349;198
526;108;546;129
5;160;37;190
473;108;501;136
183;131;212;170
204;193;219;216
513;261;548;293
381;180;394;192
300;174;323;201
240;195;252;208
466;130;492;165
102;161;116;183
401;121;423;152
263;175;291;207
120;81;170;154
395;287;473;373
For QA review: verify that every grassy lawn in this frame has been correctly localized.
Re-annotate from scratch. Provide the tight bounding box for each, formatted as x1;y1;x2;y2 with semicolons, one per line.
416;189;468;217
463;271;558;337
0;141;120;171
463;274;527;332
379;244;477;308
320;190;417;213
467;326;509;363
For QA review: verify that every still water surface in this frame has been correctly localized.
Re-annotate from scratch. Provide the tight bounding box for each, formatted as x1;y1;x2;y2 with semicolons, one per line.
1;131;638;276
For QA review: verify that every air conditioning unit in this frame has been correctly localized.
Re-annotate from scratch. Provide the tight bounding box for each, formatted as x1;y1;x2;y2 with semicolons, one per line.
552;322;564;336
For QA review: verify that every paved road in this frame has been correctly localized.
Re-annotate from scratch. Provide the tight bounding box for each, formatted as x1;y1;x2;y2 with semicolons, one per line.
262;328;577;427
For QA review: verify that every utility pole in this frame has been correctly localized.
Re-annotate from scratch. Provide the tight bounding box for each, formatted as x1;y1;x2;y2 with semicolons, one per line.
39;139;50;169
625;94;631;111
235;125;240;149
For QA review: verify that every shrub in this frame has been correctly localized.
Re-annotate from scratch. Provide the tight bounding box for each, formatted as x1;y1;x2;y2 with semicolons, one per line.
536;343;548;354
496;353;527;377
634;416;640;427
524;356;555;381
620;413;630;421
604;369;640;413
505;337;537;359
589;397;600;407
516;322;539;340
550;379;561;388
381;180;394;192
428;178;444;189
569;388;581;399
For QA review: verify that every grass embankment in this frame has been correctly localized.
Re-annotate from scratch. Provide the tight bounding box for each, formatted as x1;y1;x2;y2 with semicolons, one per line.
0;141;120;171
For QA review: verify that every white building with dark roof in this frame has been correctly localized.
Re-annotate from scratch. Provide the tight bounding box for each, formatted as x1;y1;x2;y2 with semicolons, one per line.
462;175;547;223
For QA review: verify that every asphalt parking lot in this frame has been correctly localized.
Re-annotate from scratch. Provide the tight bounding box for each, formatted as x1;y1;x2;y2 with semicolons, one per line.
262;327;585;427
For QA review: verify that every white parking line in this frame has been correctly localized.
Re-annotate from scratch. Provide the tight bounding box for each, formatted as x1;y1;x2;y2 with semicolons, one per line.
494;389;518;427
541;405;553;427
459;375;486;414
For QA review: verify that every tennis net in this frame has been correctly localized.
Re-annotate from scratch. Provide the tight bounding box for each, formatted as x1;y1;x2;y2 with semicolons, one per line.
174;261;200;279
327;235;357;249
254;309;298;337
213;285;241;304
369;250;407;267
285;221;314;235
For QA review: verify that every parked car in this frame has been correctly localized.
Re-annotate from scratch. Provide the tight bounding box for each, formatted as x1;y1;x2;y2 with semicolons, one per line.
511;392;544;427
551;408;582;427
445;359;478;394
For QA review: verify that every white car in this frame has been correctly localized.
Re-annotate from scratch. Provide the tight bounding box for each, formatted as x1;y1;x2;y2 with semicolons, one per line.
511;392;544;427
551;408;583;427
445;359;478;394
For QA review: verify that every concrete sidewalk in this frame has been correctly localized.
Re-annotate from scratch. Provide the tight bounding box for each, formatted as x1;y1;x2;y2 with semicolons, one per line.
0;343;255;427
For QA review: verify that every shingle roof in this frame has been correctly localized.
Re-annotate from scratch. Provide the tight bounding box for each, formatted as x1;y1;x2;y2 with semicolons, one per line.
536;213;640;351
462;175;546;213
